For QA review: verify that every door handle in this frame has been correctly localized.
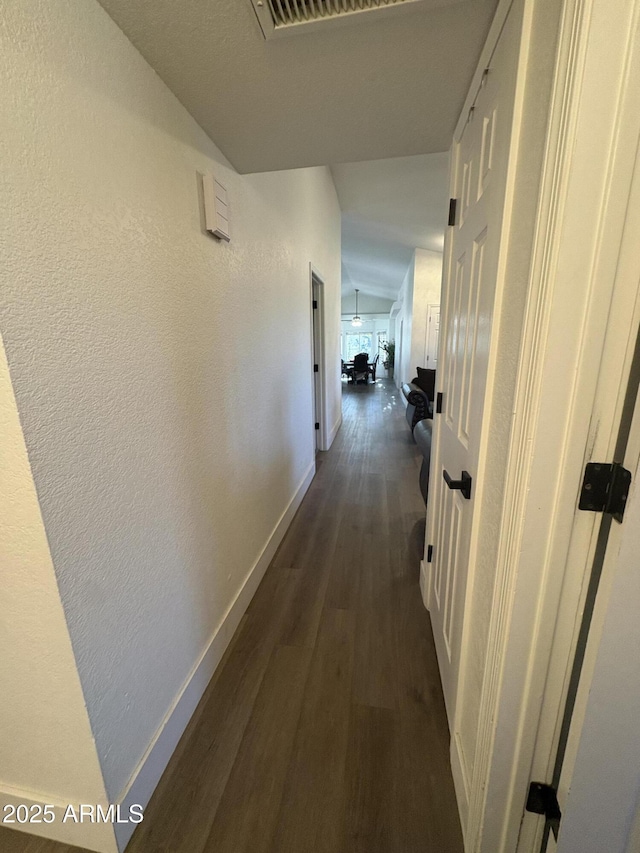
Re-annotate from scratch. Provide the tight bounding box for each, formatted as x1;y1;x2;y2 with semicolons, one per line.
443;469;473;500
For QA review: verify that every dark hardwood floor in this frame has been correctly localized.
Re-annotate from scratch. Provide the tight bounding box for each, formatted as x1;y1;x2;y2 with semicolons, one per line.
1;377;463;853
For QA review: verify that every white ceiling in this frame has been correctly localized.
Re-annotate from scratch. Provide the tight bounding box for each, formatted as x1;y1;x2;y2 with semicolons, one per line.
97;0;498;173
333;152;450;300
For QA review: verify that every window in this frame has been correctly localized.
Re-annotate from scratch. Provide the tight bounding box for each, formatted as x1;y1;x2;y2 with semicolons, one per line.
344;332;373;361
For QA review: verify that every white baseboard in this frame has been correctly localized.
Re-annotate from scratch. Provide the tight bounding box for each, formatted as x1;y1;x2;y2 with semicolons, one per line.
0;787;118;852
113;460;316;851
326;412;342;449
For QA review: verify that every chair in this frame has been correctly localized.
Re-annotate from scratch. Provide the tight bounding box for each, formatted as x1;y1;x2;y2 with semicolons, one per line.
369;354;379;381
352;352;370;384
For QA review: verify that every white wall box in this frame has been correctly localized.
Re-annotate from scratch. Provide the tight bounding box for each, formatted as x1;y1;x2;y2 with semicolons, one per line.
203;173;230;241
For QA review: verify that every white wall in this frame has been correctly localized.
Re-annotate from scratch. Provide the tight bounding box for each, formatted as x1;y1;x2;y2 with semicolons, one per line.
408;249;443;375
0;333;116;852
392;249;443;388
0;0;341;840
394;257;415;387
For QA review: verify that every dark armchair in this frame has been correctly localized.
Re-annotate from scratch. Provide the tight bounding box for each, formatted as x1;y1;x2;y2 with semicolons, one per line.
352;352;370;384
402;382;432;430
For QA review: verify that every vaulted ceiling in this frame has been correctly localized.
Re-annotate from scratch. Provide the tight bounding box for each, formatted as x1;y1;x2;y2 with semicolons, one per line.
333;152;450;299
97;0;498;173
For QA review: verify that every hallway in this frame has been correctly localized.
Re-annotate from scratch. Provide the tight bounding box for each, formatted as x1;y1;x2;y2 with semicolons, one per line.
0;380;462;853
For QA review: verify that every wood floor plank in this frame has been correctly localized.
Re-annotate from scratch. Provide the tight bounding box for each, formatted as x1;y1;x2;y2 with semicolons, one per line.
341;704;398;853
268;607;356;853
275;536;337;648
394;708;464;852
126;568;302;853
202;644;312;853
351;532;399;710
323;499;364;611
0;828;91;853
393;566;447;715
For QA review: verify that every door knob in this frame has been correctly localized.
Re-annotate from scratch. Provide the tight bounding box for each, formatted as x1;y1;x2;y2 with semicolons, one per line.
443;469;473;500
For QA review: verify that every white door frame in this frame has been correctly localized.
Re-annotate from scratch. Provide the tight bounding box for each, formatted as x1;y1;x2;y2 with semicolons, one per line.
517;11;640;849
552;378;640;853
455;0;640;850
310;265;328;451
425;0;640;849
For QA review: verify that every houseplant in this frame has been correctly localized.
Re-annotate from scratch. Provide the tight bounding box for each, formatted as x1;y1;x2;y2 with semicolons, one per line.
381;340;395;379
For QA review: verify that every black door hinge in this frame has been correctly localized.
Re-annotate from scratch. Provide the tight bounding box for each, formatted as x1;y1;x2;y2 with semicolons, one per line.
315;422;320;430
448;198;457;226
427;544;433;563
313;300;318;309
526;782;561;841
314;364;319;373
436;392;443;414
578;461;632;523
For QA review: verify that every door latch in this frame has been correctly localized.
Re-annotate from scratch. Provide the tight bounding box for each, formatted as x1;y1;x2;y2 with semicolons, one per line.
443;469;472;500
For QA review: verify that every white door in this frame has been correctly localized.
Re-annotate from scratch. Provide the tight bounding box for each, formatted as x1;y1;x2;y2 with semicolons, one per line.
549;379;640;853
311;272;324;451
429;1;522;722
425;304;440;367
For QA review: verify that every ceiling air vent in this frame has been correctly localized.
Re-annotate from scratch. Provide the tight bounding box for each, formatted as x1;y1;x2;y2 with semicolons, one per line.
249;0;456;39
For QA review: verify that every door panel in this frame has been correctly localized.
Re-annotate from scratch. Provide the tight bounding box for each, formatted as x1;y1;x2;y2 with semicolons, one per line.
429;2;523;725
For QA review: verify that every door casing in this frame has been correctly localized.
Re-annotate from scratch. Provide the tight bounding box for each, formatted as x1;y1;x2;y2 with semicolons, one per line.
310;266;327;451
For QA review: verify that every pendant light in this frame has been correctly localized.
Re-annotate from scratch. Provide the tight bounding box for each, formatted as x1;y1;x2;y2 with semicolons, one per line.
351;289;363;327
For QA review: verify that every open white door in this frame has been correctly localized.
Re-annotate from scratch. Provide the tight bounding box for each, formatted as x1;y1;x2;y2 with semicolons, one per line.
428;0;523;723
310;268;326;451
552;387;640;853
421;0;640;849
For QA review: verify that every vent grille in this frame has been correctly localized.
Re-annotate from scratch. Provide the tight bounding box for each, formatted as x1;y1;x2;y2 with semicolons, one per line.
268;0;413;26
250;0;431;39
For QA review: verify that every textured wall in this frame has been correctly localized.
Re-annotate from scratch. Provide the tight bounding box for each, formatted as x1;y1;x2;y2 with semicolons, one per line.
395;256;415;387
392;249;442;388
0;0;340;803
0;334;109;807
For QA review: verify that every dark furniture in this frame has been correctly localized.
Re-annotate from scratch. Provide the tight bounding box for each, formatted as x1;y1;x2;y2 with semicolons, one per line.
352;352;371;384
414;419;432;505
402;382;433;430
342;354;379;384
401;367;436;431
414;367;436;402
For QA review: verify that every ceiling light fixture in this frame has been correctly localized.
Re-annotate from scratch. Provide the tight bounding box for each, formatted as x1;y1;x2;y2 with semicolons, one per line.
351;289;363;327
